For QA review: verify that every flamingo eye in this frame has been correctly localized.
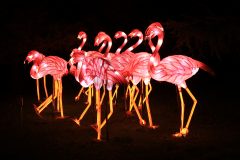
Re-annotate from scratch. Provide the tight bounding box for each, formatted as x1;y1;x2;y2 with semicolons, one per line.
28;55;33;60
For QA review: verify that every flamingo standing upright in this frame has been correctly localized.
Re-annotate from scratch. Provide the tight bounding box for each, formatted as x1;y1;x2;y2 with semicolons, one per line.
70;31;89;101
149;55;214;137
120;28;161;128
112;29;144;115
24;50;49;102
30;52;68;118
96;31;146;127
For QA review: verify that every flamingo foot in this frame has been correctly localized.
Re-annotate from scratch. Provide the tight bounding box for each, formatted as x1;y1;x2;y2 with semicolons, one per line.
139;119;146;126
149;125;159;129
72;118;80;126
138;105;142;111
75;96;80;101
173;128;189;137
33;104;44;119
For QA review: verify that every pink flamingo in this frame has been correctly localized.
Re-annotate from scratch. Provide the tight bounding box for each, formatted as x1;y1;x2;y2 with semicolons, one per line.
114;31;128;55
24;50;49;101
112;29;143;113
70;31;90;101
149;54;214;137
96;31;146;127
126;22;165;128
118;28;160;128
70;32;128;140
69;32;110;127
94;31;146;139
29;51;68;118
70;50;127;140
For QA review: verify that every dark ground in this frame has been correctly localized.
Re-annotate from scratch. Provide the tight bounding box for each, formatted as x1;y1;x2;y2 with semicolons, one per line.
1;1;240;159
1;64;240;159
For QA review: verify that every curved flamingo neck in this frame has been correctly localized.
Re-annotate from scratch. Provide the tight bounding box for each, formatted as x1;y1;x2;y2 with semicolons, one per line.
98;41;107;53
153;33;164;57
148;39;156;53
105;40;112;57
125;31;143;52
77;33;87;51
115;34;128;54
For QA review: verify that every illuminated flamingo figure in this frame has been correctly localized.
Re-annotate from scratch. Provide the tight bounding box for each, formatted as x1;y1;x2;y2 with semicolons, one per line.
30;51;68;118
97;31;146;126
149;55;214;137
121;28;161;128
69;32;110;127
24;50;49;102
70;31;89;101
70;51;127;140
126;22;165;128
112;29;144;115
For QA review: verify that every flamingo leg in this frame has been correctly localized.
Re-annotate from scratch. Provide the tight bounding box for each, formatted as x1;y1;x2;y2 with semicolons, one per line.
73;86;92;126
143;82;152;104
100;90;113;129
75;87;85;101
58;80;64;118
112;84;119;105
137;80;144;110
129;85;146;126
144;83;158;129
184;87;197;133
96;89;102;140
173;86;186;137
55;80;60;112
35;80;58;117
36;79;40;102
128;85;139;113
43;76;48;98
100;85;106;105
35;94;53;114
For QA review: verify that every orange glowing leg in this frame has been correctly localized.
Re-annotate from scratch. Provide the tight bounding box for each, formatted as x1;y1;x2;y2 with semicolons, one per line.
35;94;53;114
128;85;139;113
58;80;64;118
73;86;92;125
96;89;102;141
100;85;105;105
112;84;119;105
55;80;61;112
75;87;85;101
100;90;113;129
144;83;158;129
38;79;56;113
43;76;48;98
36;79;40;102
137;80;144;110
184;87;197;134
129;85;146;126
173;86;186;137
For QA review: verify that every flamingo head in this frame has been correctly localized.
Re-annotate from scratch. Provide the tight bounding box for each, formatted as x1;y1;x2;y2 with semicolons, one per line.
77;31;87;40
145;22;164;40
128;29;143;38
94;31;111;46
24;50;44;64
114;31;127;39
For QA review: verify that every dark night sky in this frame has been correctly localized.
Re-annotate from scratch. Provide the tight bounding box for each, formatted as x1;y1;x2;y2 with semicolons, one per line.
1;0;240;97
